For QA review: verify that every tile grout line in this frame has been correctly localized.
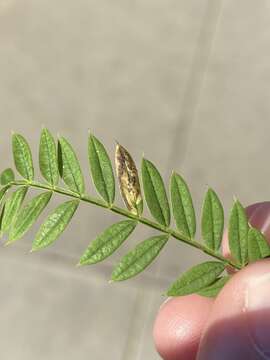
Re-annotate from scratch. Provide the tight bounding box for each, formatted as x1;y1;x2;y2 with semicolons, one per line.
121;1;224;360
168;0;224;167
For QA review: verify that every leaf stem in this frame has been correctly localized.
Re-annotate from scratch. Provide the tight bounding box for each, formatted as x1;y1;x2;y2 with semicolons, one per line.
9;179;241;270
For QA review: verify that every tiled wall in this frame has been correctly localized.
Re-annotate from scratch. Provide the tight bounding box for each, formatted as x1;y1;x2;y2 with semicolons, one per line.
0;1;270;359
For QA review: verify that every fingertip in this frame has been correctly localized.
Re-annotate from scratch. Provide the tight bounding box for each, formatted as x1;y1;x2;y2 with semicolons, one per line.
153;295;213;360
198;259;270;360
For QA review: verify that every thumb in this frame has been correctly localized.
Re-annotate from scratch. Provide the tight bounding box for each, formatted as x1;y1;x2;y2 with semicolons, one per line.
197;202;270;359
198;260;270;359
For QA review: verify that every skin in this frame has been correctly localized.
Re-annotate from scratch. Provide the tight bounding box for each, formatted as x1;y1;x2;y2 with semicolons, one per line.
153;202;270;359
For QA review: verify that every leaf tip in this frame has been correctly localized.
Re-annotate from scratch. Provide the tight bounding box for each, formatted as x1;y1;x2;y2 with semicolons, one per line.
88;132;95;141
57;133;63;141
114;139;122;152
30;246;39;253
233;195;239;203
115;141;124;155
77;256;87;267
141;156;147;167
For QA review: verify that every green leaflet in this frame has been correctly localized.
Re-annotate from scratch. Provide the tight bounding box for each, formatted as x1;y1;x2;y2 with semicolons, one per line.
0;186;9;234
111;234;169;281
8;191;52;243
39;128;59;186
201;188;224;251
12;133;34;180
167;261;225;296
0;168;15;185
32;200;79;251
0;185;10;234
197;276;230;298
0;203;5;235
79;220;137;265
58;137;85;194
141;158;170;227
57;141;63;178
1;186;28;233
88;134;115;205
228;200;249;266
0;185;10;204
170;172;196;238
248;227;270;262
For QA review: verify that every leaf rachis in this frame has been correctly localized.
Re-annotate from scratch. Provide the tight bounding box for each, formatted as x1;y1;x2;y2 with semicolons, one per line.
1;129;264;299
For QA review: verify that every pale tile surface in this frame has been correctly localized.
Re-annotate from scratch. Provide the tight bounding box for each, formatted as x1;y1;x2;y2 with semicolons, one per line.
0;0;270;359
184;0;270;212
0;1;209;359
0;248;137;360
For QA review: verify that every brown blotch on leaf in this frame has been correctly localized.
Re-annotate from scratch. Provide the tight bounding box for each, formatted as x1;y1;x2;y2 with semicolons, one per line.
115;143;143;215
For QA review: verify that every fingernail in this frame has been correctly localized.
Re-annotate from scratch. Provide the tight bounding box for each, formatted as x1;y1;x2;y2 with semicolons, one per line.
247;202;270;240
245;273;270;356
159;297;172;311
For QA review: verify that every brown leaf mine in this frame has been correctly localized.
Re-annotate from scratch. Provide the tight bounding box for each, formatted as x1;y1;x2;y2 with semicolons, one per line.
115;143;143;215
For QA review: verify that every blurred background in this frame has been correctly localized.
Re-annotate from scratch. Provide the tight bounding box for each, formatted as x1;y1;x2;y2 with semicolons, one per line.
0;0;270;359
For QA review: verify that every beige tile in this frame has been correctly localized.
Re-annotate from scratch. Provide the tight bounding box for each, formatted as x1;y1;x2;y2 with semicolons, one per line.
183;0;270;213
0;0;214;359
0;249;138;360
0;0;207;260
135;1;270;357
